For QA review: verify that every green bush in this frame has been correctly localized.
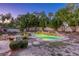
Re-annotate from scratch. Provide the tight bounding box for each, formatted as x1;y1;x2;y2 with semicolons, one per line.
22;36;27;40
9;40;28;50
19;40;28;48
9;41;20;50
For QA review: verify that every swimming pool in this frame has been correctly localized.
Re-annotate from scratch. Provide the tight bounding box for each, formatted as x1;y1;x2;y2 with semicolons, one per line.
34;34;65;41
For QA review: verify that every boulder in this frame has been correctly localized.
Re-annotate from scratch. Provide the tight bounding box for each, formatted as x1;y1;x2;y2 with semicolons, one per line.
70;26;76;32
57;26;64;32
32;41;41;46
76;26;79;32
65;27;73;32
44;27;54;32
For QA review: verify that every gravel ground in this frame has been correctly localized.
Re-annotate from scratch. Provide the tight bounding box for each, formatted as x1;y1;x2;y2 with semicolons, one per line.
11;43;79;56
0;40;10;56
4;33;79;56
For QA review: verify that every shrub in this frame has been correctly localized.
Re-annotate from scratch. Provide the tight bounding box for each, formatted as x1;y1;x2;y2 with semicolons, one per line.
19;40;28;48
9;41;20;50
22;36;27;40
9;40;28;50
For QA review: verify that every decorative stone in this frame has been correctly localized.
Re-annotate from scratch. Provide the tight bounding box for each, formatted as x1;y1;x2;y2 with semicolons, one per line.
76;26;79;32
33;41;40;45
70;26;76;32
57;26;64;32
65;27;73;32
28;43;32;46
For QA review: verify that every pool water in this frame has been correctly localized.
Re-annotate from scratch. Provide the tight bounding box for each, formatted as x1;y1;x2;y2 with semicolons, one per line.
35;34;64;41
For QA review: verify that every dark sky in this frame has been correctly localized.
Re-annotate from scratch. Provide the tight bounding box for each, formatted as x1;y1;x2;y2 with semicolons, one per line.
0;3;66;18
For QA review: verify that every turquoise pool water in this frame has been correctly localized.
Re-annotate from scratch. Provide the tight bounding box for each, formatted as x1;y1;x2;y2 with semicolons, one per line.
35;34;64;41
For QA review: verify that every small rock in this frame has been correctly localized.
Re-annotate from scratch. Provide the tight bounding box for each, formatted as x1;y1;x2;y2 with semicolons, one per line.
65;50;70;53
56;53;63;56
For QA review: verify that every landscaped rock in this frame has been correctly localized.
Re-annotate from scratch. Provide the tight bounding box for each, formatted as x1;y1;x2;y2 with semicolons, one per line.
71;26;76;32
44;27;54;32
57;26;64;32
65;27;73;32
65;50;70;53
76;26;79;32
32;41;40;46
28;42;32;46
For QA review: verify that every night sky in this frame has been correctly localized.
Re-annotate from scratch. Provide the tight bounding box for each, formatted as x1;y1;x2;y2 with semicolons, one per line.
0;3;66;18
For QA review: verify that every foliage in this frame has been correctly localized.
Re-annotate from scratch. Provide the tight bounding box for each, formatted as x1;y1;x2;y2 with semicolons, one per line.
1;4;79;32
9;40;28;50
19;40;28;48
9;41;20;50
38;12;49;29
50;18;63;30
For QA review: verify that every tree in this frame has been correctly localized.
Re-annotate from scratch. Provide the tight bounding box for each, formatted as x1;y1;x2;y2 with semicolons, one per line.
66;3;76;12
38;12;49;30
66;4;78;27
74;8;79;26
50;18;62;30
16;14;29;31
16;13;39;32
